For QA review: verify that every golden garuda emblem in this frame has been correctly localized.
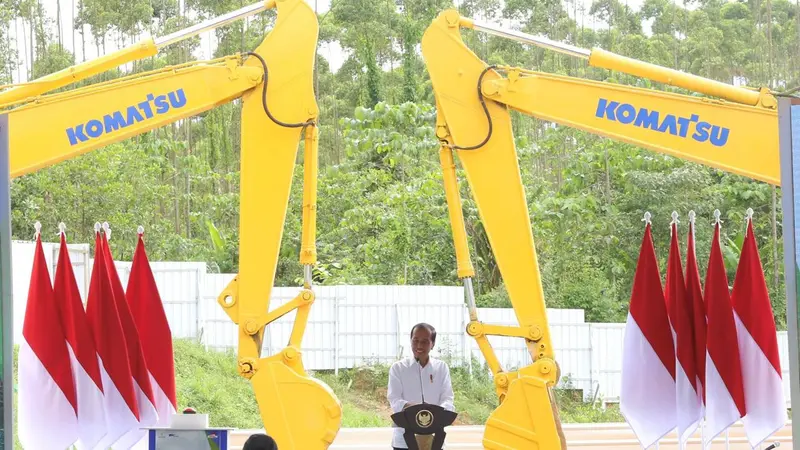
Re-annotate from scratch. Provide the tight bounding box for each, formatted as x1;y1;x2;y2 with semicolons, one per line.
415;409;433;428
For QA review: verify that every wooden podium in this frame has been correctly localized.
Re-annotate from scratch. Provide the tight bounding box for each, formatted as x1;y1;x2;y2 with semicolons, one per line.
390;403;457;450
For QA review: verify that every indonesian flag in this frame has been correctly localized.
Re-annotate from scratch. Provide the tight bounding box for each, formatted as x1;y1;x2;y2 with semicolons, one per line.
86;230;140;449
685;216;706;410
664;221;701;444
127;229;177;427
100;230;159;448
53;230;107;449
620;220;676;448
731;217;787;447
18;232;79;449
703;221;746;446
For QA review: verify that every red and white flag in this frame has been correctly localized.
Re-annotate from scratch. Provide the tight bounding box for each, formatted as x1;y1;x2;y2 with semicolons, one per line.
664;219;702;444
731;214;787;447
101;228;159;448
86;229;140;449
18;230;79;449
685;214;706;411
127;228;177;427
53;229;107;449
703;219;746;446
620;218;677;448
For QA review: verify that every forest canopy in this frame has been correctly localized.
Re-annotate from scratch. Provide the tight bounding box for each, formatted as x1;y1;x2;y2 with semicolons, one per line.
0;0;790;326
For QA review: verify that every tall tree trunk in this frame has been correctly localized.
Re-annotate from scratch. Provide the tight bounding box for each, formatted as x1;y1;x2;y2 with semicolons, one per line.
57;0;63;48
21;21;29;79
72;0;76;58
28;5;34;75
773;187;779;293
767;0;773;86
187;119;192;239
79;0;86;61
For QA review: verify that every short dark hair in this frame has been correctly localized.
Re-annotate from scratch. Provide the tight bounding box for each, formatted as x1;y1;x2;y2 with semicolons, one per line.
410;322;436;343
243;433;278;450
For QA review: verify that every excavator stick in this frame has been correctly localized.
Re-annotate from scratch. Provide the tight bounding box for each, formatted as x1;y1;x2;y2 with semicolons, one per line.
423;10;566;450
216;1;342;448
3;0;342;447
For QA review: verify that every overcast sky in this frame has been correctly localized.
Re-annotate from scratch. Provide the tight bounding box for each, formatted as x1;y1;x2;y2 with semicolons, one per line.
7;0;652;84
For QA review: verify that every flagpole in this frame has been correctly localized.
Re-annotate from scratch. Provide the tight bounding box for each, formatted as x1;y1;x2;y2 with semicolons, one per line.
668;210;682;450
700;420;704;450
102;221;111;241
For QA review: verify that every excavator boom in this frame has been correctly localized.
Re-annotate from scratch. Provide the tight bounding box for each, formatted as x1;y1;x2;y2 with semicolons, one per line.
7;59;262;177
422;8;781;450
2;1;341;448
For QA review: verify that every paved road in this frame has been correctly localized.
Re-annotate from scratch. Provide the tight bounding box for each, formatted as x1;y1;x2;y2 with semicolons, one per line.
229;422;793;449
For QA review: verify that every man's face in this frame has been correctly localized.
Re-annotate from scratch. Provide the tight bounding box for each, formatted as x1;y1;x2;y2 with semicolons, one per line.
412;327;434;360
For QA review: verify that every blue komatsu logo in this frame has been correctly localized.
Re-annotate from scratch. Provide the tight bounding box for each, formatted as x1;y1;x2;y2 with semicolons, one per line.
595;98;730;147
66;89;188;146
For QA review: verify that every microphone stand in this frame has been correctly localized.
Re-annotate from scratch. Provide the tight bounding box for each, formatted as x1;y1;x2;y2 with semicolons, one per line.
416;357;426;405
414;357;433;450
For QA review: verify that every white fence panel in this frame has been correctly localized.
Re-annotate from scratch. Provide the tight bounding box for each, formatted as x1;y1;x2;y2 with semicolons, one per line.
12;240;90;344
337;302;397;367
589;324;625;402
7;240;796;408
333;285;465;305
395;303;467;363
466;308;591;394
200;274;238;351
551;323;593;394
198;284;467;369
113;261;205;340
261;288;338;370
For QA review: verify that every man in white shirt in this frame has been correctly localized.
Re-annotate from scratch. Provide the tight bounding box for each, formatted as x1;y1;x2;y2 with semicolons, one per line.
387;323;455;450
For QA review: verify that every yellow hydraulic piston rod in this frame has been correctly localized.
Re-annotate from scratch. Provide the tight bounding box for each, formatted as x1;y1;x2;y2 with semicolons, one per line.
0;0;277;106
459;17;777;109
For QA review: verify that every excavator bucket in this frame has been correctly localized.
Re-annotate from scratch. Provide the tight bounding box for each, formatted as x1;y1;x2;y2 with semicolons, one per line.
218;278;342;449
483;376;565;450
250;356;342;449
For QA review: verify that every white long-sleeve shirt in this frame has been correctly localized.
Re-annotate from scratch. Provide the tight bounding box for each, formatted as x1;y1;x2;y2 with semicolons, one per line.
387;357;455;449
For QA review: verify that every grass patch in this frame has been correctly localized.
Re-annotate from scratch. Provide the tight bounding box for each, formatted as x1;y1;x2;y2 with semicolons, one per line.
173;339;262;429
175;340;624;429
314;365;393;427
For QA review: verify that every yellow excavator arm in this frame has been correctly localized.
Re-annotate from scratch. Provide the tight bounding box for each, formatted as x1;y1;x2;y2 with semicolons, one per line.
421;9;781;450
2;1;341;448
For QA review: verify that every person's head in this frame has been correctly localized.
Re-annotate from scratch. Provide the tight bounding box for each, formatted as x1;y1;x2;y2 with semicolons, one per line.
410;322;436;362
243;433;278;450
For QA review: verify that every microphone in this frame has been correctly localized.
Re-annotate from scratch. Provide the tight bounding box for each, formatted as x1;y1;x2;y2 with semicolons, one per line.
415;357;426;404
